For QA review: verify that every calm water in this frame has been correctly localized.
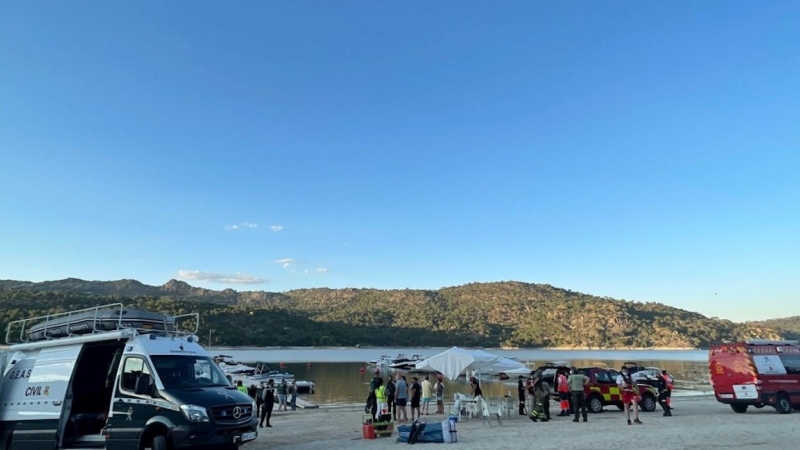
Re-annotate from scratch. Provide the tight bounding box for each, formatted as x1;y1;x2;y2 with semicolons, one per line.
213;348;711;406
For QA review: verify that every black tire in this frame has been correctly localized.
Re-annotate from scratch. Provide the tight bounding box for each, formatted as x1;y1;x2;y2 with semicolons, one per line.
587;395;604;414
775;395;792;414
153;435;168;450
640;395;656;412
730;403;748;414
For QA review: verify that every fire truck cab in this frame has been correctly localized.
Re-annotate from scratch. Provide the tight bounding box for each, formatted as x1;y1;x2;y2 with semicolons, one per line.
709;340;800;414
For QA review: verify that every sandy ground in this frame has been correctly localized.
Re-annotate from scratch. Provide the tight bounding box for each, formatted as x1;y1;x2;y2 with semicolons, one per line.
247;396;800;450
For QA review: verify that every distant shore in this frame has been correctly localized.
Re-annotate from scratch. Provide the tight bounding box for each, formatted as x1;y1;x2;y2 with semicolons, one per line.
208;345;700;351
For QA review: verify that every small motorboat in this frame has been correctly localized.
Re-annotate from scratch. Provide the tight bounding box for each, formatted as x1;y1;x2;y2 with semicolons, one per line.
389;354;428;370
366;355;394;366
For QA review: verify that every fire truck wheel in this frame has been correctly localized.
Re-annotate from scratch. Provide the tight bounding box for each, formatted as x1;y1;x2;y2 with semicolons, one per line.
587;395;604;413
730;404;748;413
775;394;792;414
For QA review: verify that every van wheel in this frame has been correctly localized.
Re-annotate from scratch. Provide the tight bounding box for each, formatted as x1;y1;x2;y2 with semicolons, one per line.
730;404;748;413
775;395;792;414
153;435;168;450
587;395;604;413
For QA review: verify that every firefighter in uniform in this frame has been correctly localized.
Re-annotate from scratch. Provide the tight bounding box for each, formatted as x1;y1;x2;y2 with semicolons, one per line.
657;371;672;416
528;368;550;422
660;370;674;412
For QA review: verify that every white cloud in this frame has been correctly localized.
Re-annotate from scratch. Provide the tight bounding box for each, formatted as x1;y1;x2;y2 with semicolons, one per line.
269;225;283;233
316;268;328;273
224;222;258;231
177;270;266;285
274;258;294;268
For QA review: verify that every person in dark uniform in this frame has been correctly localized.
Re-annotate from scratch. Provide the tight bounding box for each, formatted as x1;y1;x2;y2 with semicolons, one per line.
517;378;526;415
255;382;265;418
385;375;397;420
259;379;275;428
657;371;672;416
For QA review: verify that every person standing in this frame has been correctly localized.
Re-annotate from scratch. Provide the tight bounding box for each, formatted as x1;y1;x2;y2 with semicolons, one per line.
236;380;248;394
528;369;549;422
396;375;409;423
617;366;642;425
255;382;265;419
289;380;298;411
470;377;483;400
259;379;275;428
661;370;674;410
277;379;288;412
421;375;433;415
657;371;672;416
375;378;388;419
557;369;570;416
385;375;397;420
366;373;379;417
517;378;526;415
435;377;445;414
568;368;589;423
410;376;422;420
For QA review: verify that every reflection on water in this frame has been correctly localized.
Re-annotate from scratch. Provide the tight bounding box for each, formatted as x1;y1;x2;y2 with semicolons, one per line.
222;349;711;405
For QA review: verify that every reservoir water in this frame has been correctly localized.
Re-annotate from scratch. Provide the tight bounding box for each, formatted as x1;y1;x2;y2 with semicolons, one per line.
214;347;711;406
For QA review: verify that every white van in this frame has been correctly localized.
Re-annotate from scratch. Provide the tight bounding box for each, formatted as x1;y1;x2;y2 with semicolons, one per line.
0;304;258;450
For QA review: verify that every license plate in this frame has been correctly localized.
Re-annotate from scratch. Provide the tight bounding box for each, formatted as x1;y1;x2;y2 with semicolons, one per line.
241;432;257;442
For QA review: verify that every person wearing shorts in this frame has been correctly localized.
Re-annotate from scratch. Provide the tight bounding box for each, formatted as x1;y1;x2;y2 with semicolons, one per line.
395;376;409;423
410;377;422;420
617;367;642;425
421;375;433;415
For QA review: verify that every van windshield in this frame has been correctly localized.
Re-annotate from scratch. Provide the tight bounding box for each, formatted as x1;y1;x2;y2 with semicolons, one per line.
150;355;231;389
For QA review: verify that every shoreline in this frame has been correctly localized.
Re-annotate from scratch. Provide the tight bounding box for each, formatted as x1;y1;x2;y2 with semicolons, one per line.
209;345;701;351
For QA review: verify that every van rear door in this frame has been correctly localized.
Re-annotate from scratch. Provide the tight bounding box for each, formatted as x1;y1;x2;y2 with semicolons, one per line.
0;344;81;450
709;345;758;402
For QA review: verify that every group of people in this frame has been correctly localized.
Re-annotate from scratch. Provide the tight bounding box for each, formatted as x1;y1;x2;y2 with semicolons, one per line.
518;366;675;425
366;373;446;422
235;378;299;428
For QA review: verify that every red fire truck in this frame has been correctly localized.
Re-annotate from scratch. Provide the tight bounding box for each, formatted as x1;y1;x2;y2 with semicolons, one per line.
709;339;800;414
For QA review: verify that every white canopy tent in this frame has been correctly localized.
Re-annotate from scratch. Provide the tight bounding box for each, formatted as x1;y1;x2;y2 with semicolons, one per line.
471;350;531;376
414;347;501;381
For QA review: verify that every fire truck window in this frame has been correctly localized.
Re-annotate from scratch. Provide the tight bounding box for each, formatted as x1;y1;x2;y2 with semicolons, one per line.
595;372;614;384
779;355;800;374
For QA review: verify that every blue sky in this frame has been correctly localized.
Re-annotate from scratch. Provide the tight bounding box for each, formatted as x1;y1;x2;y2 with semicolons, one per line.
1;1;798;322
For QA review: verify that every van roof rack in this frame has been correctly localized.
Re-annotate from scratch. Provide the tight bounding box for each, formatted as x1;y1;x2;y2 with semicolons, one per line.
745;339;799;346
5;303;200;345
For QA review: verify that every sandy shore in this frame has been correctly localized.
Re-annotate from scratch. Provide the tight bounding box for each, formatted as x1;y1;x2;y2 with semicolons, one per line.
248;396;797;450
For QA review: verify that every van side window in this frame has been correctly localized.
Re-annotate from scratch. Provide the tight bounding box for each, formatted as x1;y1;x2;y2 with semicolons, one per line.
779;355;800;375
121;357;152;392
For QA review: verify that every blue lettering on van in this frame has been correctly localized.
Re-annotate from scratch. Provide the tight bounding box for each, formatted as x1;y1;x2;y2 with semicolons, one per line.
8;369;31;380
25;386;43;396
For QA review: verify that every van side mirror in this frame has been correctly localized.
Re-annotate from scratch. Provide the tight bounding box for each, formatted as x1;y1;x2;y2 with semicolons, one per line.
135;373;152;396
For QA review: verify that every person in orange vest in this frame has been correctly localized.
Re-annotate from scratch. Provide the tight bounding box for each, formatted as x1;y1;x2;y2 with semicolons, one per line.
661;370;674;410
557;369;570;416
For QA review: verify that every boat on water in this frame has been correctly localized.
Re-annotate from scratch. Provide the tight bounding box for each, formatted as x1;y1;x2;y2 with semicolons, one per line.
366;355;394;366
389;354;428;370
212;355;316;394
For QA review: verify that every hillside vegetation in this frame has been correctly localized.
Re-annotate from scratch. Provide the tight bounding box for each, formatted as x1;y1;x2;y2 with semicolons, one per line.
0;279;784;349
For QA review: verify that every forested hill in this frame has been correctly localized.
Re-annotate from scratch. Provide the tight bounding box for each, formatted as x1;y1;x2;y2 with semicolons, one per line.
0;279;784;349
